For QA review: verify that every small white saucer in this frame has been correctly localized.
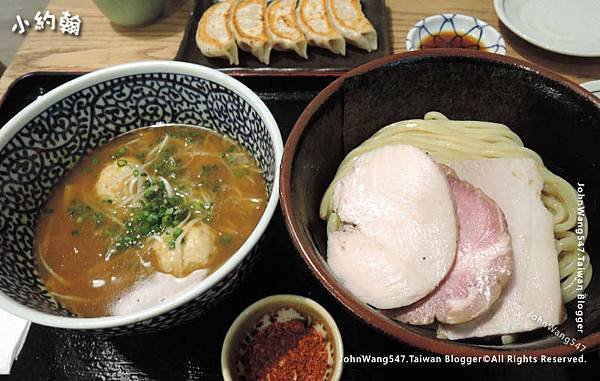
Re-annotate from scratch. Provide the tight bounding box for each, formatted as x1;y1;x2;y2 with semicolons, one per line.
494;0;600;57
581;80;600;99
406;14;506;55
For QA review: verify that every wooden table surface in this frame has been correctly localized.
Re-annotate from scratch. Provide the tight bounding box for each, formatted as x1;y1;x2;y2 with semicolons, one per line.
1;0;600;97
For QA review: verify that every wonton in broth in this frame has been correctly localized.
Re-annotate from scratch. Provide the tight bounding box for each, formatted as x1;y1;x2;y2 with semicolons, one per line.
35;125;267;317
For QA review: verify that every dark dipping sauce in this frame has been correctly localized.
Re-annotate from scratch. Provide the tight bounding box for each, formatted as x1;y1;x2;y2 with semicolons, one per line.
420;31;483;49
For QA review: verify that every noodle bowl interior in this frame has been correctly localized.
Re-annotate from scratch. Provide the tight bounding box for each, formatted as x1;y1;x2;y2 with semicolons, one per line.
35;125;267;317
321;112;591;341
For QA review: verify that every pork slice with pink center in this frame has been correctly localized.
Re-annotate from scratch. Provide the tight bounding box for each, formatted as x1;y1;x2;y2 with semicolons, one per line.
384;166;512;324
327;145;457;309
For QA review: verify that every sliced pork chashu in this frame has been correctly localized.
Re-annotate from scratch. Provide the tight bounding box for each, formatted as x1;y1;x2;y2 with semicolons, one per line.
386;166;513;325
327;145;457;309
438;158;564;339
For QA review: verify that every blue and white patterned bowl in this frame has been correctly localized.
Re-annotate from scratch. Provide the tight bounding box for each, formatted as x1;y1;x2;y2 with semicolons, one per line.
406;14;507;55
0;61;283;333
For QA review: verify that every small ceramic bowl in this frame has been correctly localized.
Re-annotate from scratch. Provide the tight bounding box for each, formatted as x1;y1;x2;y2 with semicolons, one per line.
221;294;343;381
0;61;283;333
406;14;507;55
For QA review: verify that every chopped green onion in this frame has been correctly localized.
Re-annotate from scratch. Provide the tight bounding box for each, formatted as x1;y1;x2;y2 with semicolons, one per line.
220;234;232;245
201;165;217;176
71;230;80;237
113;146;127;158
167;196;183;206
139;222;152;235
144;188;157;199
94;213;104;226
234;168;249;177
92;158;100;165
172;227;183;239
148;214;159;224
117;159;128;167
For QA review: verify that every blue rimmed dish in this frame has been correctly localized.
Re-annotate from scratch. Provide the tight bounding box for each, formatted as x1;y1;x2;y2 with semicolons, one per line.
0;61;283;334
406;14;506;55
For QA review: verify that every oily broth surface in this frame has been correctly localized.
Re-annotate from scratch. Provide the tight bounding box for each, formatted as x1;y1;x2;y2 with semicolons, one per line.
35;125;267;317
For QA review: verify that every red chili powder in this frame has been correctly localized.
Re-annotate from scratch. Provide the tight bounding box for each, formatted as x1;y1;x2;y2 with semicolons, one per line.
243;319;329;381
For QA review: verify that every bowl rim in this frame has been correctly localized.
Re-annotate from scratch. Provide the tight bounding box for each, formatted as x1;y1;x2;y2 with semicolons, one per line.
0;60;284;329
280;48;600;357
221;294;344;381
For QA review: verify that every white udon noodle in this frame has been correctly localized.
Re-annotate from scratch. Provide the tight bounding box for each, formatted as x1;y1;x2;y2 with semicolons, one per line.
320;112;592;303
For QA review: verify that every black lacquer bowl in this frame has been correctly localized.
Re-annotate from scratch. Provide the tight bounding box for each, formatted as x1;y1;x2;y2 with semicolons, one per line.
281;50;600;357
0;61;283;333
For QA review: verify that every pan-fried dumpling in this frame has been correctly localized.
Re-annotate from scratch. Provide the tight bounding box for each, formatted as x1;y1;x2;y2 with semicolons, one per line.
326;0;377;52
196;0;239;65
231;0;272;64
266;0;308;59
296;0;346;55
